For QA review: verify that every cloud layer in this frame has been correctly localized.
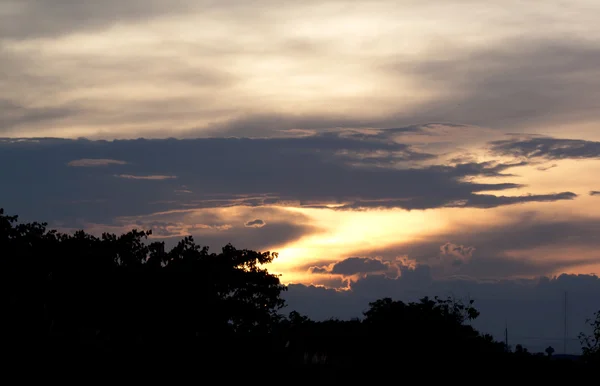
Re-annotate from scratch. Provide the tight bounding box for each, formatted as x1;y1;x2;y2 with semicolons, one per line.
0;131;580;228
2;1;600;138
490;137;600;160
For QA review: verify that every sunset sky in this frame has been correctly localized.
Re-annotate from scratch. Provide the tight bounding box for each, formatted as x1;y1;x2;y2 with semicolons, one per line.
2;0;600;352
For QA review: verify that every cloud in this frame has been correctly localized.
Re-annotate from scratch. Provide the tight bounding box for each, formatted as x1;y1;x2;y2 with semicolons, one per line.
131;220;232;238
314;257;393;277
536;164;558;171
0;98;79;133
55;205;320;253
330;257;391;275
326;192;577;211
146;206;317;252
244;219;266;228
308;266;330;274
3;14;600;139
0;0;201;40
591;191;600;196
0;0;334;40
0;134;578;227
284;272;600;354
115;174;177;180
338;211;600;280
309;256;417;282
386;39;600;131
440;242;475;266
489;136;600;160
67;158;127;167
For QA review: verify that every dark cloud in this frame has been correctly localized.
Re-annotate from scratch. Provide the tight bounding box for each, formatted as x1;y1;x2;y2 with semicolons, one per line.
331;257;390;275
68;158;127;167
591;191;600;196
489;136;600;160
310;257;400;278
114;174;177;180
536;164;558;171
283;272;600;354
0;134;576;227
244;219;266;228
326;191;577;211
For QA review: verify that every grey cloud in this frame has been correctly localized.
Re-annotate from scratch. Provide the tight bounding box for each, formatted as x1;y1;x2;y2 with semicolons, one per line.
490;136;600;160
440;242;475;266
459;192;577;209
0;134;576;227
0;98;79;133
7;35;599;140
0;46;237;137
0;0;200;40
68;158;127;167
387;39;600;130
115;174;177;180
537;164;558;171
199;113;424;139
131;220;207;238
329;257;390;276
331;257;390;275
73;206;320;253
591;191;600;196
244;219;266;228
284;273;600;354
3;27;600;139
308;266;330;274
0;0;322;40
328;191;576;211
176;220;319;253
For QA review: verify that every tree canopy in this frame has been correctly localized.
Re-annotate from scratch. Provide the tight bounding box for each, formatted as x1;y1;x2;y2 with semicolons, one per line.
1;208;286;363
1;208;597;376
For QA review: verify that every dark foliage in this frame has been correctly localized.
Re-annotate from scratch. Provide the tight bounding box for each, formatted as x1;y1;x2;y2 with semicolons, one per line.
0;209;596;379
1;208;286;368
579;310;600;363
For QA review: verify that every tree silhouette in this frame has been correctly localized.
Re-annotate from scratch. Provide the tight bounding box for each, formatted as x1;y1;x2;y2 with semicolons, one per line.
1;208;595;374
0;208;287;366
579;310;600;363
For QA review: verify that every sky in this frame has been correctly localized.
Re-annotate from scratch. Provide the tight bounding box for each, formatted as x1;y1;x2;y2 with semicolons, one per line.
2;0;600;353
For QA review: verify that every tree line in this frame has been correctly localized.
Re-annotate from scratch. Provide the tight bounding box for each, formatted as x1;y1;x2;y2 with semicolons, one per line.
1;208;598;376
